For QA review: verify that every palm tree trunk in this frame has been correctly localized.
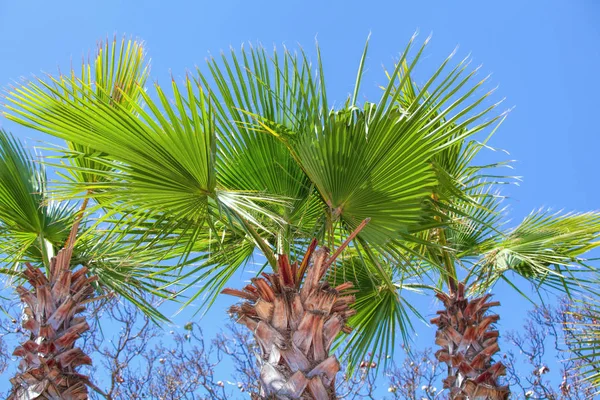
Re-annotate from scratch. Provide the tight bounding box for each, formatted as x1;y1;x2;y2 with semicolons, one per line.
9;247;96;399
223;239;356;399
430;282;509;400
10;200;95;399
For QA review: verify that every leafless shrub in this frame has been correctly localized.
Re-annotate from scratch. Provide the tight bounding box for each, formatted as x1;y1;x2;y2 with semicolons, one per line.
1;295;598;399
504;299;597;399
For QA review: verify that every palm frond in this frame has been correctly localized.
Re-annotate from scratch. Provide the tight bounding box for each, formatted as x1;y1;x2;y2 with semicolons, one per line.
67;37;149;188
158;226;256;314
199;44;324;251
246;37;504;248
0;130;76;268
327;247;428;374
472;210;600;295
72;225;182;323
4;59;285;265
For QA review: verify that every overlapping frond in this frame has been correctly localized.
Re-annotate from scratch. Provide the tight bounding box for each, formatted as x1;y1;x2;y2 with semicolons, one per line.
6;72;213;213
327;249;428;375
0;130;75;268
0;130;172;322
66;37;149;188
247;37;504;247
472;210;600;294
71;226;182;323
4;55;287;262
199;45;328;253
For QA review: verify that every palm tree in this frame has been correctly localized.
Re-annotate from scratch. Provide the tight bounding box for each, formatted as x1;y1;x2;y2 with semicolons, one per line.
5;34;600;399
426;207;600;399
223;221;368;399
0;40;179;399
0;129;92;398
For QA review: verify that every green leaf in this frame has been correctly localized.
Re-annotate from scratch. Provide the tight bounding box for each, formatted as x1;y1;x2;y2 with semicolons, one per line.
328;250;426;375
472;210;600;295
0;130;76;268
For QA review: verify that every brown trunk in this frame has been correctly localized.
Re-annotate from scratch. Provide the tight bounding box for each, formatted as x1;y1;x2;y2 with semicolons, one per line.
9;243;96;399
430;282;509;400
223;239;356;399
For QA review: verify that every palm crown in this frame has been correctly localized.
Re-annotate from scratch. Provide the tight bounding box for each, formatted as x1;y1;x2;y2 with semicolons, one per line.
0;127;178;320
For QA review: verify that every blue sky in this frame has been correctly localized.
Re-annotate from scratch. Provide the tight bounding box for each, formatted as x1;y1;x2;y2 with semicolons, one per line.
1;0;599;396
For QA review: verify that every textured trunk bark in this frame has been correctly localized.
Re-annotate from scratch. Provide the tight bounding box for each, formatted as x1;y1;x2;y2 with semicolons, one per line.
223;239;356;399
9;241;95;399
430;282;509;400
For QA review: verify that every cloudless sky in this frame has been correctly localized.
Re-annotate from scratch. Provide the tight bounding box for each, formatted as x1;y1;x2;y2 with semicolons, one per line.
1;0;599;396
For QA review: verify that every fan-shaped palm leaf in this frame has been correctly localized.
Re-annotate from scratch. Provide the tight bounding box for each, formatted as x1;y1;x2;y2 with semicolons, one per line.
472;210;600;295
0;129;75;268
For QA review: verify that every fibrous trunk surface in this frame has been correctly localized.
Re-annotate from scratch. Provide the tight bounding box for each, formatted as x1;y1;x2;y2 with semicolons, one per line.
431;282;509;400
223;239;356;400
9;243;96;399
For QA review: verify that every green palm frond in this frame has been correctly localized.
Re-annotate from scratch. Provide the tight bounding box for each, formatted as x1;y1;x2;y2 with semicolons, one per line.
203;45;316;199
328;250;429;375
0;130;45;232
71;225;181;323
4;60;286;263
472;210;600;294
200;44;326;253
0;130;175;322
6;73;214;211
247;37;504;248
0;130;76;268
42;38;148;191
